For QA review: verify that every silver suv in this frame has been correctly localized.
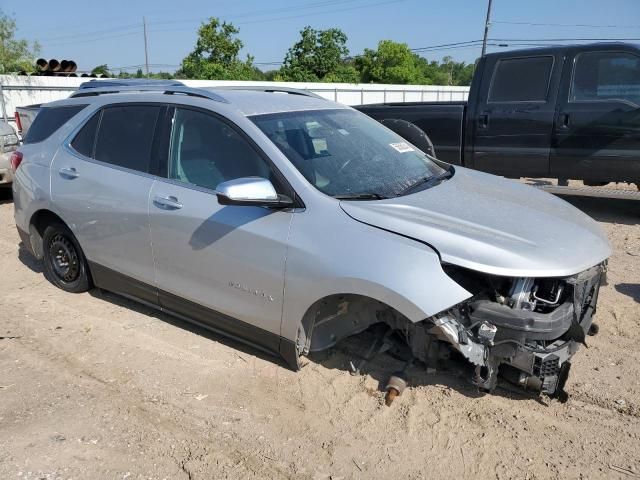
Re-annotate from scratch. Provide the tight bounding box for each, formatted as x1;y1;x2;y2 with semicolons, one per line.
12;85;611;398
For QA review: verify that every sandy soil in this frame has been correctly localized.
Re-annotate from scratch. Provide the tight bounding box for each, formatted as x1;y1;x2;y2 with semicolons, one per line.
0;189;639;480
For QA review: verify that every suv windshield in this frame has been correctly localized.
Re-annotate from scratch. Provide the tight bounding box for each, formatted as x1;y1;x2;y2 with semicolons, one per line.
251;109;446;198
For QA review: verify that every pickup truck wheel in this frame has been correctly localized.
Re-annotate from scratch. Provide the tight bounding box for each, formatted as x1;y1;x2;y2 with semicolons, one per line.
42;222;91;293
380;118;436;157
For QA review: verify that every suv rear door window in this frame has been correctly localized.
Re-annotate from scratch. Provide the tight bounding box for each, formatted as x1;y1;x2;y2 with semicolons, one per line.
23;105;87;144
70;111;100;157
94;105;161;173
570;51;640;105
489;56;554;102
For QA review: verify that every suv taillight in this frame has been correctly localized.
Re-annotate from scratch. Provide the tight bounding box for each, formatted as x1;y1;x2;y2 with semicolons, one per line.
9;151;23;172
14;112;23;134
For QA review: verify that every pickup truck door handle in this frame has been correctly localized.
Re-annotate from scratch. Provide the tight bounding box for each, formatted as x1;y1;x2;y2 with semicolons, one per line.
560;113;570;128
58;167;79;179
153;195;183;210
479;113;489;129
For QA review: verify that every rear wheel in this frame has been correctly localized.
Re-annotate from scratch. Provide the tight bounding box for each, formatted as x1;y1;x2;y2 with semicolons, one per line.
42;222;91;293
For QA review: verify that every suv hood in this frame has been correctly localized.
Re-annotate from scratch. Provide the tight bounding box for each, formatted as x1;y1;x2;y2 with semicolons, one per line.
340;167;611;277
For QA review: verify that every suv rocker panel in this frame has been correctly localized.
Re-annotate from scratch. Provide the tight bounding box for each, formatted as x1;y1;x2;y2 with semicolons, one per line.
88;261;298;369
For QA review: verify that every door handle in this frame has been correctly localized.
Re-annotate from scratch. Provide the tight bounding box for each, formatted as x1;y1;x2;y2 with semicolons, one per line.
153;195;183;210
479;113;489;129
59;167;79;179
560;113;570;128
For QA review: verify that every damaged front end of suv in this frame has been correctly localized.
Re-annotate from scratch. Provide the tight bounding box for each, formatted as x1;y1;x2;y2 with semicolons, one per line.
387;263;606;399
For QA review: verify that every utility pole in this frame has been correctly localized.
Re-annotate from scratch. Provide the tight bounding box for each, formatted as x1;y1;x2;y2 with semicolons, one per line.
481;0;493;57
143;16;150;78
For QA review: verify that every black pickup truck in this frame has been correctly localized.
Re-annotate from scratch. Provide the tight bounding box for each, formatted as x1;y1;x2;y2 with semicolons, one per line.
357;42;640;186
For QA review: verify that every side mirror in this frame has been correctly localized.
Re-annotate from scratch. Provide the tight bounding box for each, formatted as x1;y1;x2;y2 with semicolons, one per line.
215;177;293;208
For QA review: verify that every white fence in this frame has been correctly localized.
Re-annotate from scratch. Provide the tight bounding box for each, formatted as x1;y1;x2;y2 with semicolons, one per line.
0;75;469;128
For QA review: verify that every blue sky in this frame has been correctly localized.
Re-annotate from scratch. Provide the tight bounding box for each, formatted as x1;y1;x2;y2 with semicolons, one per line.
4;0;640;73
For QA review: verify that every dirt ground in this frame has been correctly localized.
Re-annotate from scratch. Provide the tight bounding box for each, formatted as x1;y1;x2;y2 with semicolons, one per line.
0;188;639;480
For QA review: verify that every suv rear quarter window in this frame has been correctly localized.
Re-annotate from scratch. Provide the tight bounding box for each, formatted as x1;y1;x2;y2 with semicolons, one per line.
23;105;87;144
93;105;161;173
488;56;554;103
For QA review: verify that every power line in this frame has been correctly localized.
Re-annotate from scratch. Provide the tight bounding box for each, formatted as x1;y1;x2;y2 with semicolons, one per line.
493;20;640;29
144;0;407;33
39;0;390;45
490;37;640;42
146;0;369;27
410;40;483;52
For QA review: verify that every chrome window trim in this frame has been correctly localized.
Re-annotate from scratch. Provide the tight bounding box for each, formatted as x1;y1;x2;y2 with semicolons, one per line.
568;50;640;108
487;55;556;105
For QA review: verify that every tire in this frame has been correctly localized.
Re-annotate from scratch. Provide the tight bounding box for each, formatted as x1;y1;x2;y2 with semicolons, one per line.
380;118;436;157
42;222;91;293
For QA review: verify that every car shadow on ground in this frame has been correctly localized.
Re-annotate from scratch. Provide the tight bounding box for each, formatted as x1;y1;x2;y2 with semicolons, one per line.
521;178;554;186
0;188;13;204
87;287;293;368
18;243;43;273
562;196;639;225
309;327;552;405
615;283;640;303
16;244;549;403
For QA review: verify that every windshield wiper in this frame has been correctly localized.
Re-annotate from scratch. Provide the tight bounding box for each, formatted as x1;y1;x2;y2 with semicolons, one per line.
333;192;389;200
398;166;454;196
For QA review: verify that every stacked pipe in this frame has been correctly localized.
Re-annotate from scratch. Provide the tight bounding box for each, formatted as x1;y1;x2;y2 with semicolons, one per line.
29;58;88;77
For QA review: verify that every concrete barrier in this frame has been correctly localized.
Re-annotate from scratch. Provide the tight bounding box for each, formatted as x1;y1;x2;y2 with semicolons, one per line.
0;75;469;127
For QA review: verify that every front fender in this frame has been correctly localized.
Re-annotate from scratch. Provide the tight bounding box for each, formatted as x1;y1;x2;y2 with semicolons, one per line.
280;208;472;342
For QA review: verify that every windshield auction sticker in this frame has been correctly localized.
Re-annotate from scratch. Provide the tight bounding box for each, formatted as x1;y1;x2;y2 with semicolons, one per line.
389;142;414;153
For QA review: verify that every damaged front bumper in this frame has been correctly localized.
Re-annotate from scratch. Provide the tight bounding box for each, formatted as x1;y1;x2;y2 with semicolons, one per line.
430;263;606;398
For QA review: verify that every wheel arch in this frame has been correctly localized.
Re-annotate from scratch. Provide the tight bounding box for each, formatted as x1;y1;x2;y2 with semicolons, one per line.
28;209;71;260
296;293;410;358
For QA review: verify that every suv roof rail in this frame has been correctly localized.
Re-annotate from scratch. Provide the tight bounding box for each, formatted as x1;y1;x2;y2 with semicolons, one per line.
78;79;185;90
211;85;325;100
69;85;229;103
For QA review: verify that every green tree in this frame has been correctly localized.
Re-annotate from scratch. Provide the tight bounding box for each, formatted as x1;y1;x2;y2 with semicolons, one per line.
0;9;40;73
178;17;258;80
355;40;426;84
279;26;358;82
91;64;110;77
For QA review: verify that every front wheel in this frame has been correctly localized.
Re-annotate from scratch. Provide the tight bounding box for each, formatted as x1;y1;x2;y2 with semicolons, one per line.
42;222;91;293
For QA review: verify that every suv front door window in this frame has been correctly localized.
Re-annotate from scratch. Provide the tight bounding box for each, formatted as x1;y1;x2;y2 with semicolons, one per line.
168;107;273;191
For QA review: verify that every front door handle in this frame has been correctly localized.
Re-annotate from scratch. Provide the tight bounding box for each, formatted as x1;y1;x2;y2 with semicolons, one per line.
560;113;570;128
59;167;79;179
479;113;489;129
153;195;183;210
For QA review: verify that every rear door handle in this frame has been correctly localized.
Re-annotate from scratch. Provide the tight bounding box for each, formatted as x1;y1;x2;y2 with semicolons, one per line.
560;113;570;128
479;113;489;129
153;195;183;210
59;167;79;179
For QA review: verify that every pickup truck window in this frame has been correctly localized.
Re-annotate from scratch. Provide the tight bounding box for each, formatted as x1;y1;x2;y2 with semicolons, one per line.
488;56;554;103
570;51;640;106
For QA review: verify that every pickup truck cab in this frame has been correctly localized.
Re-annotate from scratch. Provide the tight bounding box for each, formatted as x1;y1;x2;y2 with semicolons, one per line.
358;42;640;186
